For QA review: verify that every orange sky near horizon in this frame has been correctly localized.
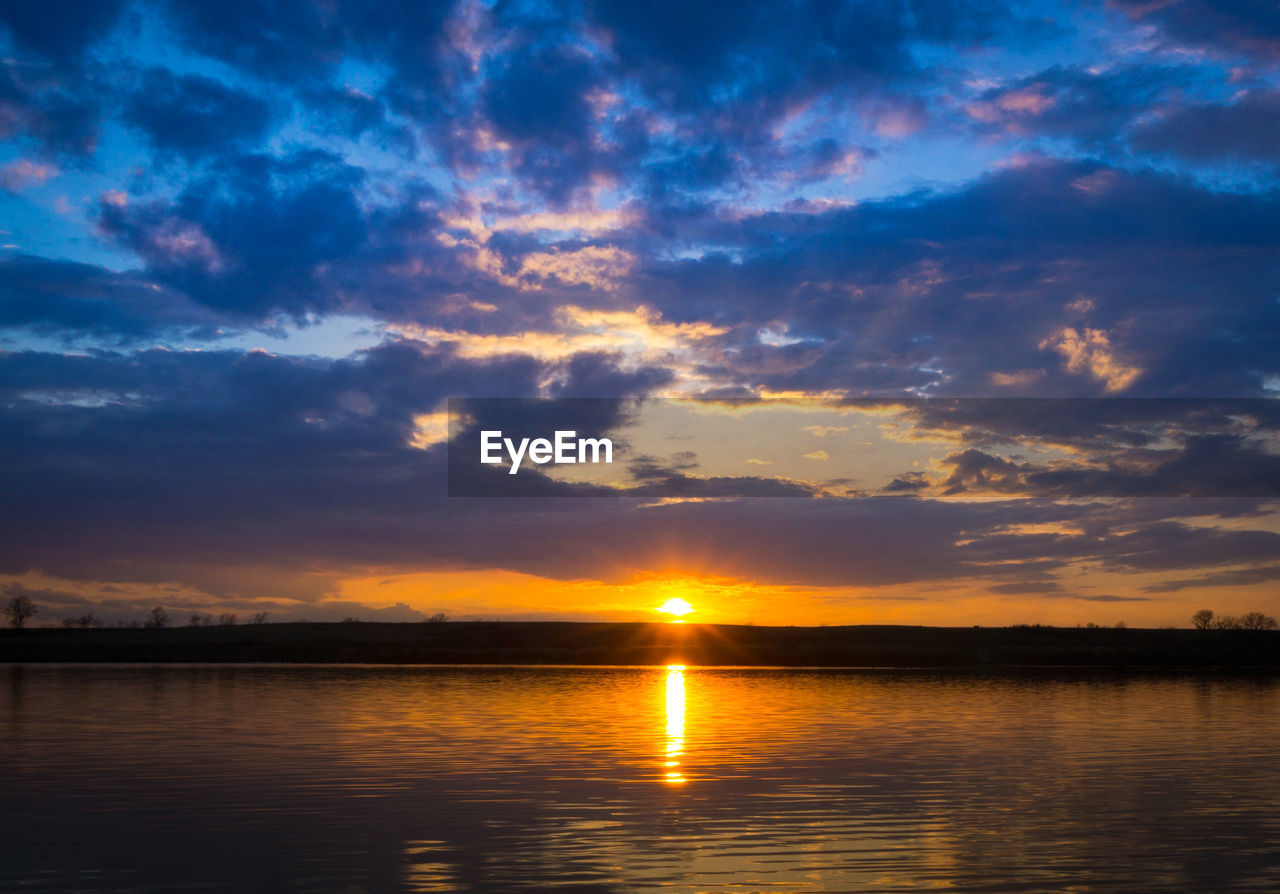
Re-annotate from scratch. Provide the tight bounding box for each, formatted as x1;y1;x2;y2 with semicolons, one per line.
6;551;1277;630
330;567;1266;629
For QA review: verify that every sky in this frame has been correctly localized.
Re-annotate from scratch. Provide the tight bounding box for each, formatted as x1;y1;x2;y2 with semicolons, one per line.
1;0;1278;627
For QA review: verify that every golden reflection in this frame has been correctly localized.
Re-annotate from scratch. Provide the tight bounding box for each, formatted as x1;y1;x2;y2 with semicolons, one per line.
664;665;687;784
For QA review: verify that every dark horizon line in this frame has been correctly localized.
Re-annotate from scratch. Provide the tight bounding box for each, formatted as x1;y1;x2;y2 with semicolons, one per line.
4;621;1276;669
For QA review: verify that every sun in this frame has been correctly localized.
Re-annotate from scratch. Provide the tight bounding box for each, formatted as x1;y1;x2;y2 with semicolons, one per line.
657;597;695;620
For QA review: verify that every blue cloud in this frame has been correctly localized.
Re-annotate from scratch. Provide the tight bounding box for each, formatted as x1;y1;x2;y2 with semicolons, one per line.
123;68;273;161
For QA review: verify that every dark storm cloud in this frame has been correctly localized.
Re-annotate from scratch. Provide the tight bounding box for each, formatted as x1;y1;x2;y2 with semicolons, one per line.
548;352;675;397
1131;88;1280;168
299;84;415;151
0;62;99;157
0;342;540;588
158;0;456;86
3;154;1268;402
97;150;372;319
2;1;456;161
401;0;1053;201
939;449;1025;495
899;398;1280;450
884;472;930;493
1026;435;1280;498
1;377;988;584
584;0;1028;111
480;43;611;204
123;69;273;160
935;436;1280;499
874;399;1280;498
563;0;1051;197
954;61;1280;176
5;148;1274;405
0;254;223;339
3;344;1277;598
0;0;127;158
958;517;1280;576
0;0;127;64
640;160;1280;396
963;64;1187;148
84;153;593;333
1110;0;1280;61
1144;563;1280;592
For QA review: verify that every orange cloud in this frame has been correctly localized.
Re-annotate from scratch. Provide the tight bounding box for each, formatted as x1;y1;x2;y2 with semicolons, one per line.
440;204;638;291
1040;326;1141;392
989;368;1046;388
515;245;636;291
392;304;729;392
1039;321;1141;389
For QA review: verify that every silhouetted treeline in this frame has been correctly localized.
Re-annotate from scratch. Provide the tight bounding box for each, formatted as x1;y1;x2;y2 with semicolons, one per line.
1;621;1277;667
2;600;275;631
1192;609;1278;631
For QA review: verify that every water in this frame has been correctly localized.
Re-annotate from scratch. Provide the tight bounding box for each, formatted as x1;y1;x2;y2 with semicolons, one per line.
3;665;1278;893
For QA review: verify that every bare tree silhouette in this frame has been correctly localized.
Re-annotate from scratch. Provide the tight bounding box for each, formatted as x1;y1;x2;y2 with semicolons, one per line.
217;613;237;626
249;611;269;625
144;607;169;629
1239;611;1279;631
1192;609;1215;630
3;595;37;629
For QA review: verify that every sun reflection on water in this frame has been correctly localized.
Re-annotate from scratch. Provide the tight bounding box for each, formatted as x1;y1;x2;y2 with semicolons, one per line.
664;665;686;785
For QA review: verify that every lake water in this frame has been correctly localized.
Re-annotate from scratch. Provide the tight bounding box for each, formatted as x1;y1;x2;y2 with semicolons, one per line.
3;665;1278;892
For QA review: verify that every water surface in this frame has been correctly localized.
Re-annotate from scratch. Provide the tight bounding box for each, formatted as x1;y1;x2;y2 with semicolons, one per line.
3;665;1278;892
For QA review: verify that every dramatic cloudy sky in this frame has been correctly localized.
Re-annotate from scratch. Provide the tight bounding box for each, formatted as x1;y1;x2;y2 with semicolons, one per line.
1;0;1278;626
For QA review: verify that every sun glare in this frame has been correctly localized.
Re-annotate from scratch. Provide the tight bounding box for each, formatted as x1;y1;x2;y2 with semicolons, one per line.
657;597;695;621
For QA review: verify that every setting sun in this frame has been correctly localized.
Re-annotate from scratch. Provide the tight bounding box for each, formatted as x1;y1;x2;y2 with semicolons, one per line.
657;597;695;620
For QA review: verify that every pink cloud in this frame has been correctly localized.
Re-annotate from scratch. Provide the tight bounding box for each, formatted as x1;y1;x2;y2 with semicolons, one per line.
1;160;59;191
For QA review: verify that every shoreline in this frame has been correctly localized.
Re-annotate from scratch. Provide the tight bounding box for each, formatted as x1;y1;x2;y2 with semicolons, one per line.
3;621;1276;668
